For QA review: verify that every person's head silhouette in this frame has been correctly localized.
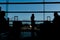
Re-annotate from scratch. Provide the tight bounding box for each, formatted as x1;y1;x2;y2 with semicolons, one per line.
32;14;34;17
54;12;58;17
31;14;35;20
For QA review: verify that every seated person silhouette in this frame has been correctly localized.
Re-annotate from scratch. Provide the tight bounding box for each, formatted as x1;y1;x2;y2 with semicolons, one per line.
52;12;60;40
53;12;60;24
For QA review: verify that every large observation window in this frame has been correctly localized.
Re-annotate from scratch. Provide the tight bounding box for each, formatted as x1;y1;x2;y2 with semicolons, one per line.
0;0;60;21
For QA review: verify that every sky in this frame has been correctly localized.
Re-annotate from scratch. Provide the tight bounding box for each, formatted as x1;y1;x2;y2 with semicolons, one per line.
0;0;60;21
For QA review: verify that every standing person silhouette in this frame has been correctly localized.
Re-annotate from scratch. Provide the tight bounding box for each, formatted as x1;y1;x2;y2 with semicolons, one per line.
31;14;35;39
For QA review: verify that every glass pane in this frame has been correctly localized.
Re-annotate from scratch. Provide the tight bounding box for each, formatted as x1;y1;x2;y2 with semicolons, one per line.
8;4;43;11
8;13;43;20
45;4;60;11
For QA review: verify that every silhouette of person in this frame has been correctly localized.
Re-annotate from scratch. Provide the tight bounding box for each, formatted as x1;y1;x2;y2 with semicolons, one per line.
0;11;9;33
53;12;60;40
53;12;60;23
31;14;35;28
31;14;35;39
